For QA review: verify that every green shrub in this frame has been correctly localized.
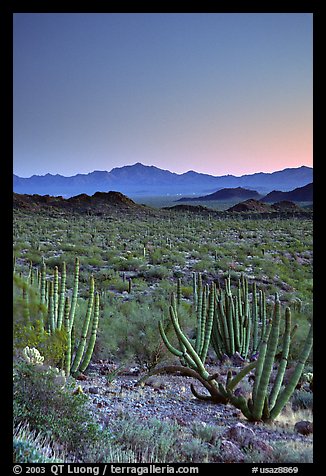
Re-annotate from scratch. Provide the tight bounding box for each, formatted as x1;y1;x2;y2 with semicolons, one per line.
291;389;313;411
140;266;170;280
14;323;68;366
97;300;169;367
109;416;180;462
13;359;101;455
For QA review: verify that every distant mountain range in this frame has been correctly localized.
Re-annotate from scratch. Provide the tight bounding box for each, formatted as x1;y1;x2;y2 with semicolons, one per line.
177;182;312;204
13;163;313;198
177;187;261;202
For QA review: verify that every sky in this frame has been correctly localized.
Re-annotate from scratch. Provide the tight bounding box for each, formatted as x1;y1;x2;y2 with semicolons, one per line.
13;13;313;178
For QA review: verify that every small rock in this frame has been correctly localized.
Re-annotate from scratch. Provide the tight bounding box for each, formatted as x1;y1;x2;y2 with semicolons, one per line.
88;386;100;394
85;363;97;372
248;373;255;383
250;438;274;456
294;421;313;436
123;366;141;376
145;376;167;390
76;373;87;381
222;424;274;456
220;353;232;364
222;423;256;446
219;439;245;463
232;352;246;366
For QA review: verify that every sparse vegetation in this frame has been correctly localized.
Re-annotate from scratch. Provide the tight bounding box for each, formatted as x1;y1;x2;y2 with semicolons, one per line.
13;200;313;463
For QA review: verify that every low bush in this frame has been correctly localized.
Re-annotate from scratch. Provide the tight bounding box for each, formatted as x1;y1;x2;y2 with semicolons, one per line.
291;389;313;411
13;359;101;456
97;300;169;368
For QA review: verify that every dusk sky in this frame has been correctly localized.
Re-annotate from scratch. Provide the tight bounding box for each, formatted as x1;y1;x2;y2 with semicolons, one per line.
13;13;313;178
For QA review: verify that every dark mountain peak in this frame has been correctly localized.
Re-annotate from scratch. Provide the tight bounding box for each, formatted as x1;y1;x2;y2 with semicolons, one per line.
111;162;155;173
227;199;273;213
68;193;91;202
260;182;313;203
90;170;109;176
92;190;136;206
177;186;261;202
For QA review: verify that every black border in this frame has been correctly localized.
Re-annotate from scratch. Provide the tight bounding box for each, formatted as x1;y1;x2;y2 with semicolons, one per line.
4;2;321;472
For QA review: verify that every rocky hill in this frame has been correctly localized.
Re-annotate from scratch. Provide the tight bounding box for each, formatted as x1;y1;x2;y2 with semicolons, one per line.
227;199;273;213
176;187;261;202
260;183;313;203
271;200;301;211
13;191;146;214
227;199;304;213
163;204;212;213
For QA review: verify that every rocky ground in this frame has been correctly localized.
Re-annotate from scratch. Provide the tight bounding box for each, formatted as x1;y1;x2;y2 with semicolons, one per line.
74;360;313;463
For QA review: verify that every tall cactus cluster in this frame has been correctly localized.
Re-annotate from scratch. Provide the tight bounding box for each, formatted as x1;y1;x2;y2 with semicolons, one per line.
218;296;313;421
159;291;257;404
20;257;100;377
159;278;312;422
192;272;267;360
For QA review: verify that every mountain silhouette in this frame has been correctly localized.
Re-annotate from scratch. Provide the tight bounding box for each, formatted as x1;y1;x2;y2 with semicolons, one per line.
177;186;261;202
260;183;313;203
13;163;312;198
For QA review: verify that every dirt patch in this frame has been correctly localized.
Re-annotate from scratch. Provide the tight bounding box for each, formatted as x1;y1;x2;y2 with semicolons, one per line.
78;362;313;449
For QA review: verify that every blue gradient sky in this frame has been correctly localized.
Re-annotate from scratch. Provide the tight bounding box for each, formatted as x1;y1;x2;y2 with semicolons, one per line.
13;13;313;178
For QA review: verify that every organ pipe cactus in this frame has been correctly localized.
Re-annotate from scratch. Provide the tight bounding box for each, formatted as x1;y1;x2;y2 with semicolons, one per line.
40;261;46;306
34;257;100;376
79;291;100;373
70;275;95;375
158;295;256;404
193;272;268;360
269;323;313;420
69;257;80;330
22;283;30;323
192;272;198;309
56;261;66;330
177;277;182;307
218;299;313;422
199;282;215;363
157;278;311;421
48;281;55;333
63;260;99;376
64;297;72;377
53;266;59;327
